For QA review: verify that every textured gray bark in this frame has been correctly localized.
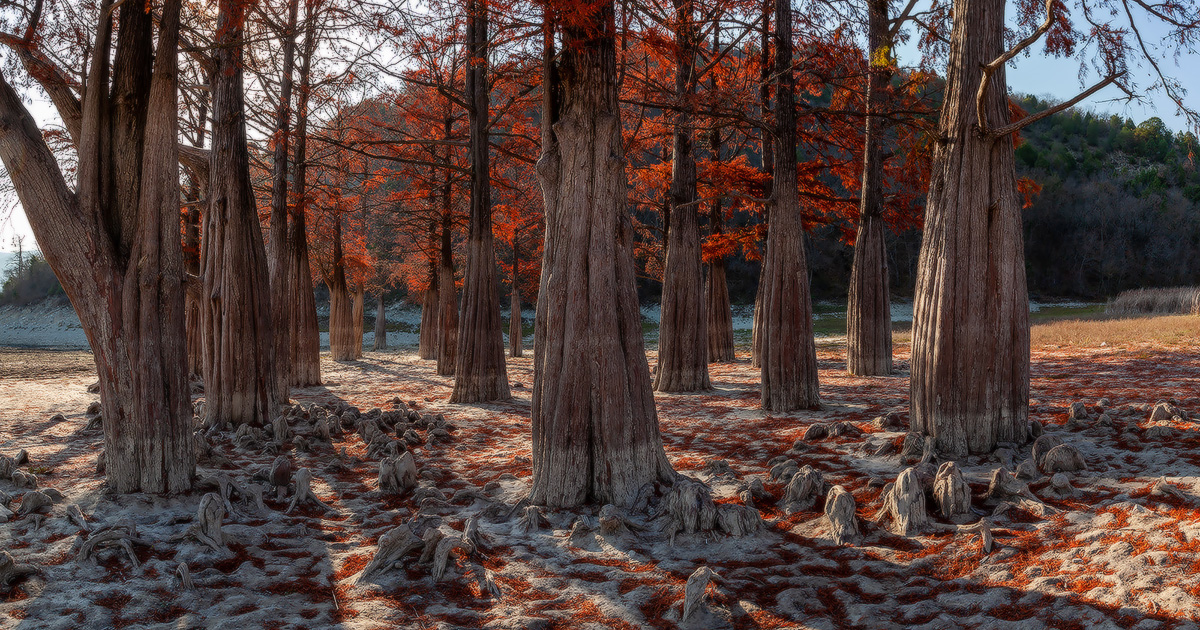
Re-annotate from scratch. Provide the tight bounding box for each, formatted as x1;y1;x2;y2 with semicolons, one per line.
0;0;193;492
267;0;300;396
531;13;676;508
329;216;361;361
436;145;459;376
910;0;1030;456
654;0;710;392
373;294;388;350
452;0;510;402
846;0;894;376
758;0;820;411
202;0;280;426
750;1;773;370
704;26;734;364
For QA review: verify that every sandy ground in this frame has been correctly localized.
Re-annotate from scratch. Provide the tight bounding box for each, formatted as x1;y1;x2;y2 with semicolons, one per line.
1;336;1200;629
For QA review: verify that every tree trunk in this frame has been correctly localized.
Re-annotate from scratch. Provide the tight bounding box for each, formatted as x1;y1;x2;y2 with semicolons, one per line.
373;293;388;350
750;2;773;370
184;126;205;379
510;238;523;358
910;0;1030;456
654;0;710;392
758;0;819;411
705;24;734;364
531;10;676;508
267;0;301;394
285;12;321;387
452;0;510;402
201;0;279;426
436;176;458;376
419;261;440;359
0;0;193;492
352;285;365;355
846;0;893;376
329;215;361;361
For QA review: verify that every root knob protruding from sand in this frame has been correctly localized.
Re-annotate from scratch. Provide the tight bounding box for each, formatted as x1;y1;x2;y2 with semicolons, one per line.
512;505;549;536
0;551;37;590
823;486;859;545
933;462;972;520
877;467;928;536
682;566;718;622
77;521;149;567
659;478;763;543
779;465;828;514
270;455;292;501
357;526;422;584
378;453;417;496
286;468;335;514
1040;444;1086;473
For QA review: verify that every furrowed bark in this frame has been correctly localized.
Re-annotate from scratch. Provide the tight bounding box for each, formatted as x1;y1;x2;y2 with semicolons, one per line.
285;12;321;387
846;0;894;376
750;0;773;370
0;0;193;492
436;175;458;376
267;0;301;394
531;10;677;508
452;0;510;402
329;214;361;361
655;0;710;392
758;0;819;411
510;241;523;358
909;0;1030;456
202;0;280;426
705;25;734;364
374;293;388;350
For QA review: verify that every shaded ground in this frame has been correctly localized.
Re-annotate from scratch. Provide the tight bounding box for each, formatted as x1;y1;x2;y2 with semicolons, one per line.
0;329;1199;629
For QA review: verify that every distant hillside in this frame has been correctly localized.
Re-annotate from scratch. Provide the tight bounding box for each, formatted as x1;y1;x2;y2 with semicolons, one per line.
1013;95;1200;297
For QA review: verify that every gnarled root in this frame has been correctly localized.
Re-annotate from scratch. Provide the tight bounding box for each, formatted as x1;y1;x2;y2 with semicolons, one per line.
958;518;994;554
431;534;475;581
286;468;335;514
77;521;150;567
823;486;860;545
186;493;227;551
357;526;422;584
0;551;37;590
876;467;929;536
779;465;828;514
660;478;763;543
682;566;719;622
933;462;972;521
378;452;417;495
512;505;549;536
270;455;292;501
176;562;195;590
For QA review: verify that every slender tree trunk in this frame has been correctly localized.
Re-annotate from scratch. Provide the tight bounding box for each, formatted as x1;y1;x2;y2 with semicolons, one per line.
418;257;440;359
285;11;321;387
750;2;773;369
352;285;365;355
758;0;819;411
846;0;894;376
510;241;523;358
910;0;1030;456
328;215;362;361
436;150;458;376
373;293;388;350
268;0;301;394
655;0;710;392
531;10;676;508
452;0;510;402
183;98;206;379
202;0;279;426
705;25;734;364
0;0;194;492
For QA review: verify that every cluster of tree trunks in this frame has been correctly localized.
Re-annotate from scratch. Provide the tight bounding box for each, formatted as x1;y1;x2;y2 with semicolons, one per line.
0;0;194;492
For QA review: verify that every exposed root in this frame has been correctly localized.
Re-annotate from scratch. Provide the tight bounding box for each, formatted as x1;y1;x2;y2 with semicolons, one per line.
270;455;292;501
16;490;53;517
876;467;928;536
958;518;994;554
0;551;37;589
512;505;548;536
660;478;763;543
186;493;228;551
933;462;972;521
431;534;474;581
823;485;859;545
77;521;149;567
779;465;828;513
682;566;718;622
357;526;422;584
176;562;195;590
1040;443;1086;473
286;468;335;514
378;453;417;496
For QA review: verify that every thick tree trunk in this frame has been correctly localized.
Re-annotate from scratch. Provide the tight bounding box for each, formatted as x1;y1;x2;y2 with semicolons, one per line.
373;293;388;350
285;14;321;387
201;0;279;426
436;188;458;376
328;216;362;361
750;3;773;370
758;0;819;411
0;0;193;492
910;0;1030;456
267;0;301;395
655;0;709;392
531;11;676;508
846;0;894;376
452;0;510;402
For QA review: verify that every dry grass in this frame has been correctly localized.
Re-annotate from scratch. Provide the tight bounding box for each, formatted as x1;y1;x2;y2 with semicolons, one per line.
1107;286;1200;316
1030;314;1200;347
